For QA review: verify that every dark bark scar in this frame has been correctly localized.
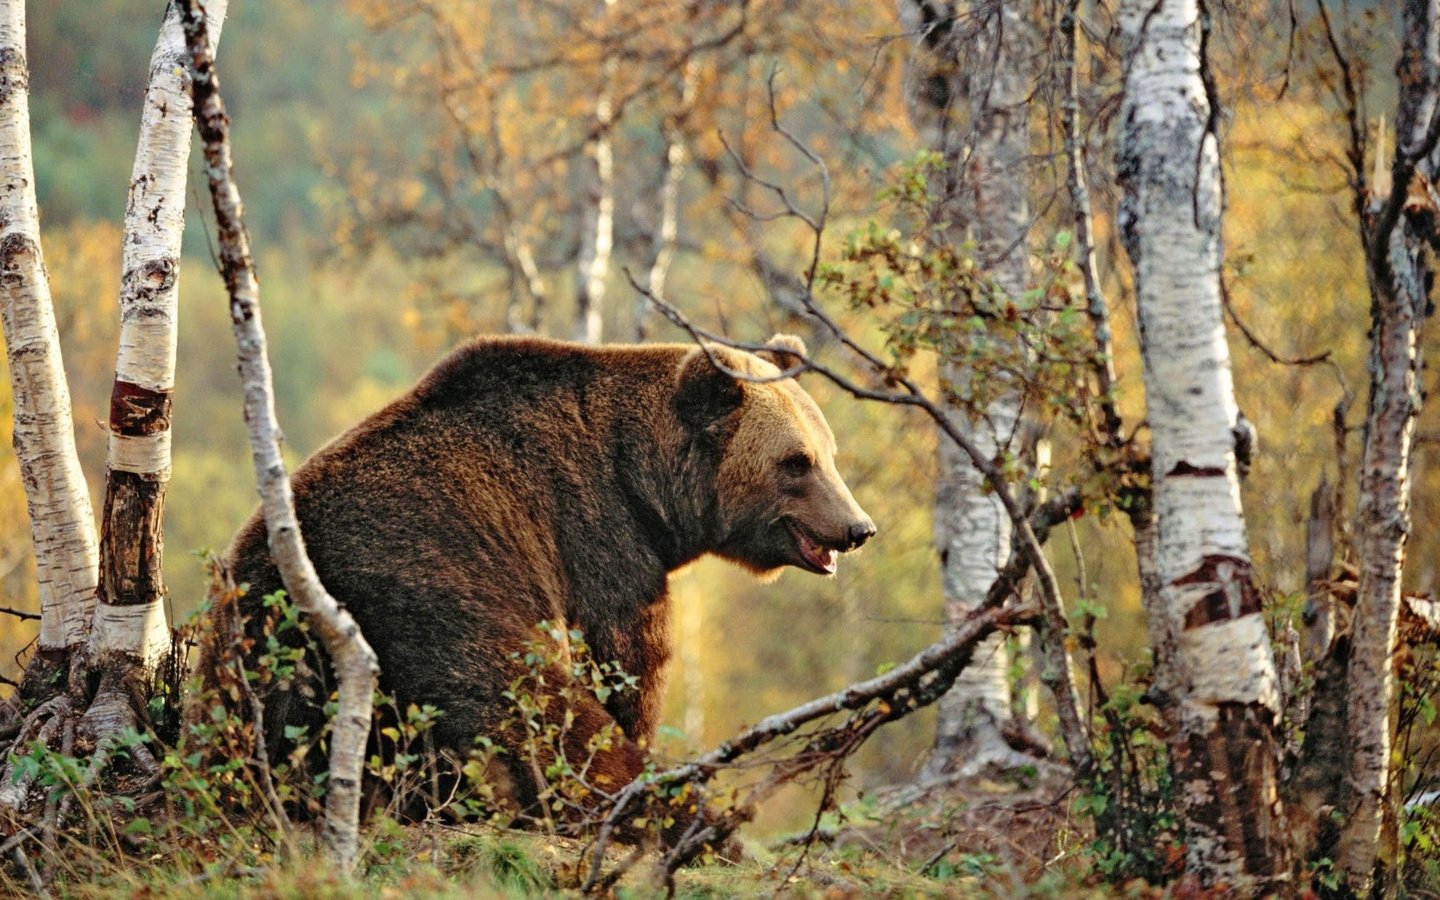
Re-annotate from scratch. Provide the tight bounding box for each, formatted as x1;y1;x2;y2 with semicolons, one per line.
1177;555;1262;629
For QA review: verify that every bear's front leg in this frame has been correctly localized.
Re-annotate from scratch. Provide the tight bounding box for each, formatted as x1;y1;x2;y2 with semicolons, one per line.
581;593;673;747
488;657;732;853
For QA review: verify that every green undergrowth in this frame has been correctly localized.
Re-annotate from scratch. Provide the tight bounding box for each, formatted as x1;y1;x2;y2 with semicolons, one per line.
0;590;1122;897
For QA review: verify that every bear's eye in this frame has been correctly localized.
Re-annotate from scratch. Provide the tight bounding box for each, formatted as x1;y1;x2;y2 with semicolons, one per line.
779;453;812;477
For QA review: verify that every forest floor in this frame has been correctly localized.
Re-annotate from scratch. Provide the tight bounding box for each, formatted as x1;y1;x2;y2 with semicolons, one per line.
0;740;1194;898
54;766;1132;898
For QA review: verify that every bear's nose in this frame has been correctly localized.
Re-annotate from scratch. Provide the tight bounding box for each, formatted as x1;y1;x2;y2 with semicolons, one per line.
847;519;877;550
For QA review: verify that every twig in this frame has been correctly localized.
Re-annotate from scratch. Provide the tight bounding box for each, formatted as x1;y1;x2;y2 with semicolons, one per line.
0;607;39;623
208;559;294;844
0;827;37;858
1221;281;1332;367
920;838;961;875
1314;0;1366;209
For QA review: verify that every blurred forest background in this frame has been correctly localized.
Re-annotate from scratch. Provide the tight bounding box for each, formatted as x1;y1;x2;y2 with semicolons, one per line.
0;0;1416;835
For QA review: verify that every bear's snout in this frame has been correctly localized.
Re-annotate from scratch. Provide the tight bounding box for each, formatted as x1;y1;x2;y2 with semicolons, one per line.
846;518;877;551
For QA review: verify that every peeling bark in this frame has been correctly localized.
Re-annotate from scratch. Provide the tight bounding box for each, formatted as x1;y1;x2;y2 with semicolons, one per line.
1117;0;1290;888
92;0;228;669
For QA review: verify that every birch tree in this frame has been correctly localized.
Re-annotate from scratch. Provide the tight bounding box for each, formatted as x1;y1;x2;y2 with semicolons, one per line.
1057;0;1175;726
1338;0;1440;889
0;0;229;814
1116;0;1289;888
0;0;99;714
85;0;226;750
899;0;1047;778
635;40;698;341
574;0;617;345
180;0;379;872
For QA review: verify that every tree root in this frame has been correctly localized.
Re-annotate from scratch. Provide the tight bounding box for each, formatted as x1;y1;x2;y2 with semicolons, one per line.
0;696;25;742
0;658;161;846
0;695;73;810
76;678;161;779
12;842;49;898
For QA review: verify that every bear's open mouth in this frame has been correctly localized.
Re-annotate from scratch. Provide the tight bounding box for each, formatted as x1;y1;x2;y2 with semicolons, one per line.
785;520;839;575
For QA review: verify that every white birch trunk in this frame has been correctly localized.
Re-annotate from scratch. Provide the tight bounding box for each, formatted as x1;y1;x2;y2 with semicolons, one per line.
1339;1;1439;888
90;0;227;668
574;0;616;345
1117;0;1289;888
637;53;697;340
0;0;98;654
900;0;1038;778
181;0;378;871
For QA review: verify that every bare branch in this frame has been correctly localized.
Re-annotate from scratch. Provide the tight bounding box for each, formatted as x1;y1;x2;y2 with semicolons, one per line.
1313;0;1366;202
1060;0;1123;448
1220;282;1334;367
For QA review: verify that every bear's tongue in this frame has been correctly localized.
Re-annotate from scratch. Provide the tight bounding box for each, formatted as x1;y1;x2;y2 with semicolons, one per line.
797;531;837;574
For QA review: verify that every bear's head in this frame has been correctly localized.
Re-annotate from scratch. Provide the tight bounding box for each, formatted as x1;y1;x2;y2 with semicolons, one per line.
675;334;875;578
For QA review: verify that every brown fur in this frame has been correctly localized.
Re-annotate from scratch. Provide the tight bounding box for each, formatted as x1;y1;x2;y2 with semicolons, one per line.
220;334;873;826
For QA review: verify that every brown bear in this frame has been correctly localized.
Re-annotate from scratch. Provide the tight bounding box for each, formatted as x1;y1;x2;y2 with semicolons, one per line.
222;333;874;830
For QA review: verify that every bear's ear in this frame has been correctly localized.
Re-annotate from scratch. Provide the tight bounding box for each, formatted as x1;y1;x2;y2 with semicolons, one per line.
754;333;808;372
675;348;744;434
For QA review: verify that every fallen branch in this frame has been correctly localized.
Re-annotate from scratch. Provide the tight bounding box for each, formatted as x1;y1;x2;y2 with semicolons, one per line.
581;599;1038;891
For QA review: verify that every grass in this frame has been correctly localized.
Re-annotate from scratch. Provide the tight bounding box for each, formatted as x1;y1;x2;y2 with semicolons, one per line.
0;814;1119;898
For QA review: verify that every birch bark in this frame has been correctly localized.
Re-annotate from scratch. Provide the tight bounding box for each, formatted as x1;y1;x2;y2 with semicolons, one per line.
0;0;98;667
574;0;617;345
1339;0;1440;889
1116;0;1289;888
899;0;1042;778
90;0;227;672
636;50;697;340
180;0;379;872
